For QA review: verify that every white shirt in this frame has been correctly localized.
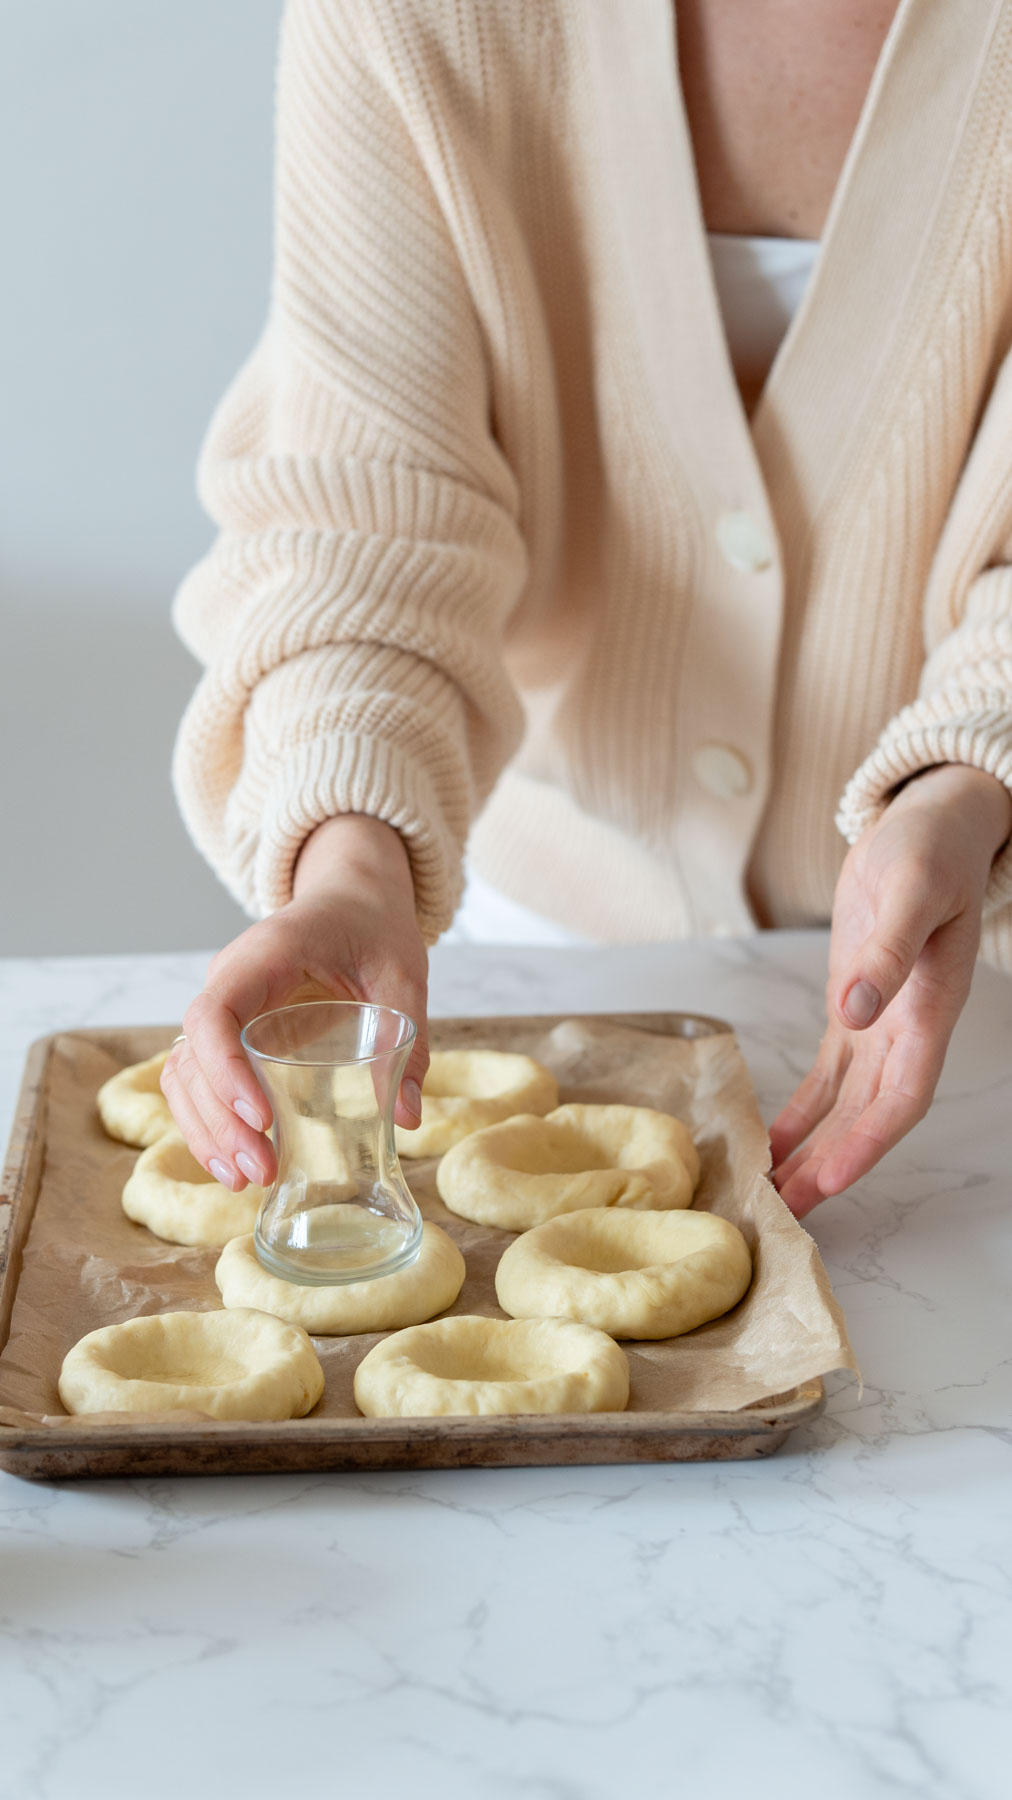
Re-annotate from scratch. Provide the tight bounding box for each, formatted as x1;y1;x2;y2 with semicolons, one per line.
707;232;821;398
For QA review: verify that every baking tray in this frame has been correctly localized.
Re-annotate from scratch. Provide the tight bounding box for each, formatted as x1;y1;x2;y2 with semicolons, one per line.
0;1016;827;1479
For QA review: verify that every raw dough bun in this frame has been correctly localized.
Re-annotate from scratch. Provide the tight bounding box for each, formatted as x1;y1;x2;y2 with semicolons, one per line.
353;1314;629;1417
394;1049;559;1158
58;1307;324;1420
214;1222;466;1334
435;1102;699;1231
97;1050;174;1148
495;1207;752;1339
122;1130;263;1248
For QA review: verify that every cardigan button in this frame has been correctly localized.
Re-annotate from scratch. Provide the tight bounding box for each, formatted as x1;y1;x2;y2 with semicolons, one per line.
716;510;774;572
692;742;753;799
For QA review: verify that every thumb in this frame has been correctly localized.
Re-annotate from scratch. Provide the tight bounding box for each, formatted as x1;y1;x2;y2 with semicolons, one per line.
386;969;429;1130
397;1018;430;1130
835;886;941;1031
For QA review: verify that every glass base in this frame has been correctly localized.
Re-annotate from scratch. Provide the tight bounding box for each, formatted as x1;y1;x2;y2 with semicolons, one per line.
253;1205;423;1287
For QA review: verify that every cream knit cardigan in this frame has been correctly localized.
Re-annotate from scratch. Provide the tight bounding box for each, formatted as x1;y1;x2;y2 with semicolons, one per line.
172;0;1012;962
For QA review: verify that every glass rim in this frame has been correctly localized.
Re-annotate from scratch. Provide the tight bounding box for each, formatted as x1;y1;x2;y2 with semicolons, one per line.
240;999;417;1068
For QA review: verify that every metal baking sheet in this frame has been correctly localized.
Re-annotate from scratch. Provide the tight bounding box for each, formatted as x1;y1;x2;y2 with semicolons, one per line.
0;1016;828;1479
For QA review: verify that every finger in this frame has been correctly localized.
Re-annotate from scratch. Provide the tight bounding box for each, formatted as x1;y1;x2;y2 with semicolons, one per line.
168;1046;277;1189
382;971;430;1131
321;943;429;1132
775;1098;876;1216
785;912;976;1209
822;903;979;1192
159;1049;266;1190
159;1036;198;1133
768;1031;851;1170
396;1066;427;1129
775;1148;836;1220
773;1038;891;1216
181;986;277;1144
814;1023;950;1197
197;929;358;1132
777;1116;858;1217
834;876;949;1033
774;1032;888;1182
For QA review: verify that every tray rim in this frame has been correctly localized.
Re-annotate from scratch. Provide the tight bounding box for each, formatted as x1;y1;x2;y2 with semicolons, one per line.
0;1019;827;1479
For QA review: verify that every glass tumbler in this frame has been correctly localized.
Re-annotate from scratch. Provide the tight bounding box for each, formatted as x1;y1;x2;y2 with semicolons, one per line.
241;1001;423;1286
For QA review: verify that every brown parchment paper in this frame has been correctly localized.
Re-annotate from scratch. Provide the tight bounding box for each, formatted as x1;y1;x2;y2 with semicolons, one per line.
0;1017;858;1427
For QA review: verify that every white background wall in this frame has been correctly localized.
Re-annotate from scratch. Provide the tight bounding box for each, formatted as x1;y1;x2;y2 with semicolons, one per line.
1;1;284;953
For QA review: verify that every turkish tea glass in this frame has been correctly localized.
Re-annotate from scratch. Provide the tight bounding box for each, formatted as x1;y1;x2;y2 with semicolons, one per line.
241;1000;423;1286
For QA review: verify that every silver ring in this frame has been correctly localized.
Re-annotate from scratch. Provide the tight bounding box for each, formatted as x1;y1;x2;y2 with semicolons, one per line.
171;1033;187;1048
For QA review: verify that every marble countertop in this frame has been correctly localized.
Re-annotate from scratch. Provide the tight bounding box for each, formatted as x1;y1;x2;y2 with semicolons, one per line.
1;933;1010;1800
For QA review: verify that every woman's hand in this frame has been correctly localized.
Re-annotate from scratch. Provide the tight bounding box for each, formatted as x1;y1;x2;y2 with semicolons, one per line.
160;815;429;1191
770;765;1012;1218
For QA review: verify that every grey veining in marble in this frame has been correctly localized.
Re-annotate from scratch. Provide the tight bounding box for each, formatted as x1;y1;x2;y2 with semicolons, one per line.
1;935;1011;1800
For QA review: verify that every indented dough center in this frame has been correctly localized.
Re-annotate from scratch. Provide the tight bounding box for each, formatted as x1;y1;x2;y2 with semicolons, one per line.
406;1343;560;1383
157;1140;219;1186
102;1347;248;1385
506;1132;613;1176
560;1247;658;1275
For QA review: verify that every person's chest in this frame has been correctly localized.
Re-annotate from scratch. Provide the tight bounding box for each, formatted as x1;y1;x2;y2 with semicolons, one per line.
674;0;902;239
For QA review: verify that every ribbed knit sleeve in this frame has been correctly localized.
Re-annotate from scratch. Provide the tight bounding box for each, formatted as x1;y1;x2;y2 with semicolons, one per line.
171;0;527;940
836;563;1012;913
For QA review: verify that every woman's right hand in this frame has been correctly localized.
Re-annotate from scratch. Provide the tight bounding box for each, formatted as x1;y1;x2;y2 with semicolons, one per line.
160;815;430;1191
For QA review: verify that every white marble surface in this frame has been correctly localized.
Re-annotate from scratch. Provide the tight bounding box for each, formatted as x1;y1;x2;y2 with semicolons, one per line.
1;933;1011;1800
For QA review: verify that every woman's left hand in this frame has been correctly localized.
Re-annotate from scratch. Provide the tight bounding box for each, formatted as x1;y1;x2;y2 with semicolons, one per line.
770;763;1012;1218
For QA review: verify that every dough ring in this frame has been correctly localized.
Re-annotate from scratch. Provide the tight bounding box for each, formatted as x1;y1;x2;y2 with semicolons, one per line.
122;1130;263;1248
495;1207;752;1340
353;1314;629;1417
97;1049;174;1148
435;1102;699;1231
214;1222;466;1334
58;1307;324;1420
395;1049;559;1158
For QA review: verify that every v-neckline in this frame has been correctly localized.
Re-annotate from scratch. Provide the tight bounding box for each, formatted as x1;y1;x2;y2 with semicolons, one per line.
664;0;1006;457
733;0;916;428
580;0;1003;528
673;0;940;437
745;0;1005;476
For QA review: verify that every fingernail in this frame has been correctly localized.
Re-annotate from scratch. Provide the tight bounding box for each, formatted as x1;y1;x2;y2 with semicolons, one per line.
843;980;881;1028
234;1099;265;1132
402;1078;422;1119
209;1157;238;1190
235;1151;263;1185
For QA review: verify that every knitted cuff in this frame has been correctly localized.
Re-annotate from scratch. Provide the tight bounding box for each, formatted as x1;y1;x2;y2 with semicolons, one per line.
835;690;1012;914
252;733;466;944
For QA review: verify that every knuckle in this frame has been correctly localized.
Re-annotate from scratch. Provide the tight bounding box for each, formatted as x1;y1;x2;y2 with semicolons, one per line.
205;921;268;982
890;1085;931;1129
177;1120;216;1171
185;990;244;1054
814;1034;850;1085
806;1060;837;1096
393;969;428;1020
200;1060;246;1120
183;990;219;1033
874;934;917;982
204;945;232;985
